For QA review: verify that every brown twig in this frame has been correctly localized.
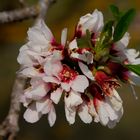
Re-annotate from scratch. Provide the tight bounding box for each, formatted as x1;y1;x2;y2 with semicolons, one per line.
0;75;26;140
0;0;55;140
0;0;55;24
0;5;39;24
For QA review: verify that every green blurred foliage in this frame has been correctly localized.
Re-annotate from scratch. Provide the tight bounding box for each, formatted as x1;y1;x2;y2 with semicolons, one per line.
0;0;140;140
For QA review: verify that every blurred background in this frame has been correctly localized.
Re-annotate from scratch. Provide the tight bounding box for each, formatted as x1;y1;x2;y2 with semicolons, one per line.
0;0;140;140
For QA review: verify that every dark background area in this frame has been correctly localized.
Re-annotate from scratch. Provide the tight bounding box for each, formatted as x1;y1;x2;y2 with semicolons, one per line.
0;0;140;140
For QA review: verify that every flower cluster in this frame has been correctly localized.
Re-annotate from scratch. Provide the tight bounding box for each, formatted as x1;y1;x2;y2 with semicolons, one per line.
17;8;140;128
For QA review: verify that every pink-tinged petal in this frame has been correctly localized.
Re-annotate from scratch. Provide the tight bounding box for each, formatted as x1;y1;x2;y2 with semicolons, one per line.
43;76;60;84
107;107;124;129
20;95;32;107
28;19;53;43
61;82;71;92
116;32;130;48
19;44;28;52
78;9;104;34
91;9;104;33
44;61;63;77
104;101;118;121
107;121;117;129
19;67;42;77
48;105;56;127
65;105;76;124
27;41;50;54
25;84;48;100
126;49;140;64
69;39;78;50
71;75;89;92
36;99;52;114
78;62;95;80
61;28;67;46
39;19;53;41
17;48;34;66
64;90;83;108
51;88;63;104
77;54;87;62
71;52;79;59
115;107;123;122
78;103;92;123
27;50;45;64
97;101;109;126
30;78;44;87
108;89;122;111
24;103;41;123
51;50;63;61
88;101;99;122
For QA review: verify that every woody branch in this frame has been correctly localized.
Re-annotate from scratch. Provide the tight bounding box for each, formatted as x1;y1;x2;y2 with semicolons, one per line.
0;0;55;140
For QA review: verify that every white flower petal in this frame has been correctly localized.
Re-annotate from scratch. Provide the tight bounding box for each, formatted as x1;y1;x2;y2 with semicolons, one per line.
91;9;104;33
78;54;88;62
48;105;56;127
30;78;43;87
69;39;78;50
27;41;50;54
116;107;124;122
36;99;52;114
61;28;67;46
39;19;53;41
126;49;140;64
107;121;117;129
51;88;63;104
65;105;76;124
78;103;92;123
118;32;130;47
51;50;63;61
19;67;41;77
17;47;34;66
97;101;109;126
25;84;48;100
78;9;104;34
88;100;99;122
71;75;89;92
78;62;95;80
43;76;60;84
114;33;130;61
20;95;32;107
71;51;93;64
108;89;123;111
28;19;53;43
24;103;41;123
104;101;118;121
61;82;71;92
64;90;83;108
44;61;62;77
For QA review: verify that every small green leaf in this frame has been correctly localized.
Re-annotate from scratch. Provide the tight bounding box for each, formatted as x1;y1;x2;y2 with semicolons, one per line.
110;5;120;20
99;20;114;46
125;64;140;76
77;36;88;47
77;29;92;48
113;8;136;42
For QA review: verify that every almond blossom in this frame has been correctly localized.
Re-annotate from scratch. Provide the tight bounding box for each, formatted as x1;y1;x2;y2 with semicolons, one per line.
17;7;140;129
18;20;67;126
68;9;104;64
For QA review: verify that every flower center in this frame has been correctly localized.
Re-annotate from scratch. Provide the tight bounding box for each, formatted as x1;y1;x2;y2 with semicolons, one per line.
59;65;78;83
34;64;44;73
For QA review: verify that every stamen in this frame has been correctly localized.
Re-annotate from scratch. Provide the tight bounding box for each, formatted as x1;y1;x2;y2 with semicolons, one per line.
129;83;138;100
